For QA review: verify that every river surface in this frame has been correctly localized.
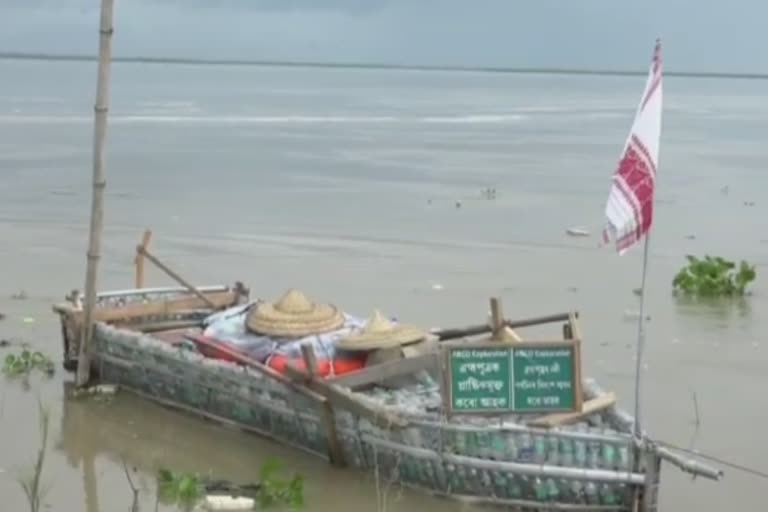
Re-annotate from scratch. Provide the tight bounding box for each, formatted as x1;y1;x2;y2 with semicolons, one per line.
1;59;767;511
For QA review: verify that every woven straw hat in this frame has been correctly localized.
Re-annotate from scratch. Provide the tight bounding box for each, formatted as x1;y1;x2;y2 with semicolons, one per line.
336;310;427;351
245;289;344;338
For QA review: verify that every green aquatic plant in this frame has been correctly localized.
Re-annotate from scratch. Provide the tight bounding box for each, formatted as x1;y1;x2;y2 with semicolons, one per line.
2;349;55;378
672;255;757;297
156;458;304;511
257;458;305;510
156;468;204;511
17;401;51;512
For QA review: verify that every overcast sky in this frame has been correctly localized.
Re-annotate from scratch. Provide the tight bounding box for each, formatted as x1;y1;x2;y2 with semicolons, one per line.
1;1;766;72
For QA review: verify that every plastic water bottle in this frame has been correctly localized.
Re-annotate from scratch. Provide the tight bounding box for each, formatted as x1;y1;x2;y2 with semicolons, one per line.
588;441;601;468
602;443;617;469
585;482;599;504
569;479;584;502
492;471;507;498
455;432;466;453
547;436;560;465
600;483;620;505
534;477;548;501
618;444;631;471
574;438;587;467
546;478;560;500
519;432;534;462
534;435;547;464
508;476;523;498
560;438;574;467
505;434;519;460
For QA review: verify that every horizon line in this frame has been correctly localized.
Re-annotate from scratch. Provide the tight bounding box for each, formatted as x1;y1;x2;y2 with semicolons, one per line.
2;52;768;80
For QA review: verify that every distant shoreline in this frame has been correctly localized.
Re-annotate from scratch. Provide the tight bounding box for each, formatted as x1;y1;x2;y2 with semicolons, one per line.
2;52;768;80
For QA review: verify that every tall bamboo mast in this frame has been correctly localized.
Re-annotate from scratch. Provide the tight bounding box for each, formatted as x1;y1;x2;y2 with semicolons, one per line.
76;0;116;387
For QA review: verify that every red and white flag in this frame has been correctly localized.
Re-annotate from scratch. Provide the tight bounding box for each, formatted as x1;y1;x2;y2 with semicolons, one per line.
603;40;663;254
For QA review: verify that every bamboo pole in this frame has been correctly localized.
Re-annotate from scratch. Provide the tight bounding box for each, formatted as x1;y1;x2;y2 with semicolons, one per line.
300;345;346;467
137;246;216;308
76;0;116;387
134;229;152;288
435;311;576;341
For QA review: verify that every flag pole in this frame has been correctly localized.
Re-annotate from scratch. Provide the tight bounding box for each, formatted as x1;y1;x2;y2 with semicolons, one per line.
632;234;651;439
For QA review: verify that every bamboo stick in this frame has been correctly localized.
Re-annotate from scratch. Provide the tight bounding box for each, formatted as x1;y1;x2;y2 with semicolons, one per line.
364;435;646;484
301;345;346;467
137;246;216;308
134;229;152;288
489;297;503;338
76;0;116;388
434;312;577;341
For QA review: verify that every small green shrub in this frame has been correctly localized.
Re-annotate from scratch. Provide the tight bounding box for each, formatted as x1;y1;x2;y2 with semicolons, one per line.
673;255;756;297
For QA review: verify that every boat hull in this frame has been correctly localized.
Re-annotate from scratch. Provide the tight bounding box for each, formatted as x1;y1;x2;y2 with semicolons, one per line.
54;287;660;511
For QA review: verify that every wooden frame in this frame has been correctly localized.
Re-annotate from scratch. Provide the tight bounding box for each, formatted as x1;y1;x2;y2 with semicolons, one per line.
441;339;583;416
53;290;239;324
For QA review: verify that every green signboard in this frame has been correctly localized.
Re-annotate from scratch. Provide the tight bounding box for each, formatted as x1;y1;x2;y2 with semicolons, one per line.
444;341;582;414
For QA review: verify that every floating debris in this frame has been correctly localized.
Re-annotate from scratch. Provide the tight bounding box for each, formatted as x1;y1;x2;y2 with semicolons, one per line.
623;310;651;321
199;495;256;511
72;384;119;398
431;283;444;291
0;339;10;348
22;317;35;324
11;290;28;300
565;227;590;237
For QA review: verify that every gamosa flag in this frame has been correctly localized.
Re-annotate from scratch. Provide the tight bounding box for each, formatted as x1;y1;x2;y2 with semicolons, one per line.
603;40;663;254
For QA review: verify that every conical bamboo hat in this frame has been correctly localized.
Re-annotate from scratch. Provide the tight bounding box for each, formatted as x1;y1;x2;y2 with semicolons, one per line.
336;310;427;351
245;289;344;338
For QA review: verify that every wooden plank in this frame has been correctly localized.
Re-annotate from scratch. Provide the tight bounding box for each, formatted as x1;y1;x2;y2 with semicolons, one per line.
134;229;153;289
327;352;438;390
300;345;347;468
57;290;237;323
284;363;409;431
526;393;617;428
137;246;216;308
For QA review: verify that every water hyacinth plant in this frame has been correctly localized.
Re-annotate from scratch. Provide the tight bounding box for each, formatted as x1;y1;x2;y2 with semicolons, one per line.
672;255;757;297
2;349;55;378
